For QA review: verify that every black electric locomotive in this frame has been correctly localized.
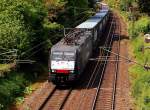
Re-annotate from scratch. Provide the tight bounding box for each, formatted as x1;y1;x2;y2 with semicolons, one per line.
48;3;109;84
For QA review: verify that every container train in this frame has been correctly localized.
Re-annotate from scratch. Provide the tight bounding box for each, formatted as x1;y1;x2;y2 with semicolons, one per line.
48;3;109;84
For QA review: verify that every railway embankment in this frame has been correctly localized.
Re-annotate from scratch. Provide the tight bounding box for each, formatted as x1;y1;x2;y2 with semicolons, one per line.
119;7;150;110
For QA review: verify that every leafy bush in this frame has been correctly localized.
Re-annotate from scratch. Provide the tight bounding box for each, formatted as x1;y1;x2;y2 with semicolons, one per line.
15;96;24;105
0;72;29;109
129;16;150;38
129;35;150;110
131;35;149;63
43;20;64;44
0;0;47;59
138;0;150;14
23;86;33;95
130;68;150;110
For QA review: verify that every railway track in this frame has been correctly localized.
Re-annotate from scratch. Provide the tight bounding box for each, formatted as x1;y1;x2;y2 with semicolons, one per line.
61;12;121;110
75;14;116;110
62;12;118;110
39;86;72;110
19;12;127;110
34;12;115;110
92;14;121;110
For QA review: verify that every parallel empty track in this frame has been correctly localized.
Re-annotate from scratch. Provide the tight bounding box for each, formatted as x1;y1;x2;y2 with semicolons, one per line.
92;14;121;110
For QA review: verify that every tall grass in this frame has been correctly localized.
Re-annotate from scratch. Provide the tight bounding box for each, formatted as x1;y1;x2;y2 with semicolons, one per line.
129;35;150;110
129;16;150;38
130;65;150;110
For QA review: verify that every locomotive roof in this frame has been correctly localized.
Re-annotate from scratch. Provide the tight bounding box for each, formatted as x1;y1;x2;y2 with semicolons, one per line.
51;31;91;52
51;42;77;52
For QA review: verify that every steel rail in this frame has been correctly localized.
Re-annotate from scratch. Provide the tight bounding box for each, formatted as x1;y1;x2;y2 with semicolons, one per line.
91;16;116;110
39;86;57;110
89;21;115;89
40;12;115;110
111;19;121;110
58;88;73;110
76;12;115;110
39;12;114;110
39;86;72;110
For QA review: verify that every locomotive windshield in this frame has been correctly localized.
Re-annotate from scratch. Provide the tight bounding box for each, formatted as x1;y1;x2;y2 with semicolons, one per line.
64;52;75;61
52;52;63;60
51;51;75;61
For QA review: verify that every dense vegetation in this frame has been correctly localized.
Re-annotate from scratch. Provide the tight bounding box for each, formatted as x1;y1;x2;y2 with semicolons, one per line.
0;0;47;59
0;0;95;109
138;0;150;14
105;0;150;109
130;36;150;110
0;72;34;109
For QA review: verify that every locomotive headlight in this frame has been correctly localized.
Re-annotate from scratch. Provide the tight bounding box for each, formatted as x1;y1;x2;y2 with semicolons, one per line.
70;70;74;73
52;70;55;72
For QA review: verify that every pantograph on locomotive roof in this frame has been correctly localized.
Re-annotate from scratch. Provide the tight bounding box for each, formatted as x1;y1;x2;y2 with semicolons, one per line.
63;28;89;45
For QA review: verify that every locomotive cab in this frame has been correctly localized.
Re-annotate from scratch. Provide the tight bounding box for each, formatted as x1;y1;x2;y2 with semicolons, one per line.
49;50;79;83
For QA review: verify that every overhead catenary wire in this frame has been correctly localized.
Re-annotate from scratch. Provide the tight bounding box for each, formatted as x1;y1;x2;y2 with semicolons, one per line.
101;47;145;67
25;46;45;59
0;50;17;56
16;60;36;64
0;6;95;64
0;49;17;63
77;12;114;110
20;40;49;57
15;39;50;63
91;15;115;110
0;4;94;63
0;41;46;64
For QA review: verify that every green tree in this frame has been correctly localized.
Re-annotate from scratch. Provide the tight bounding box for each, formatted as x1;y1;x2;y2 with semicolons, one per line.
0;0;47;59
120;0;136;11
88;0;95;8
138;0;150;14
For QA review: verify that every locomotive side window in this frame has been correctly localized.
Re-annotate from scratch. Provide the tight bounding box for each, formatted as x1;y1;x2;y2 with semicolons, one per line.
52;52;63;60
64;52;75;61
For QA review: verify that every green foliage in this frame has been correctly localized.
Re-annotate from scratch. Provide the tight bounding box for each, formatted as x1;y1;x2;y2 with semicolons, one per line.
15;96;24;105
23;86;33;95
138;0;150;14
43;19;64;45
119;0;137;11
105;0;150;109
130;67;150;110
66;0;88;8
106;0;115;8
0;0;47;59
0;64;11;75
131;35;150;64
129;35;150;110
0;1;95;109
88;0;95;8
129;16;150;38
0;72;28;109
55;0;93;27
44;0;93;47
